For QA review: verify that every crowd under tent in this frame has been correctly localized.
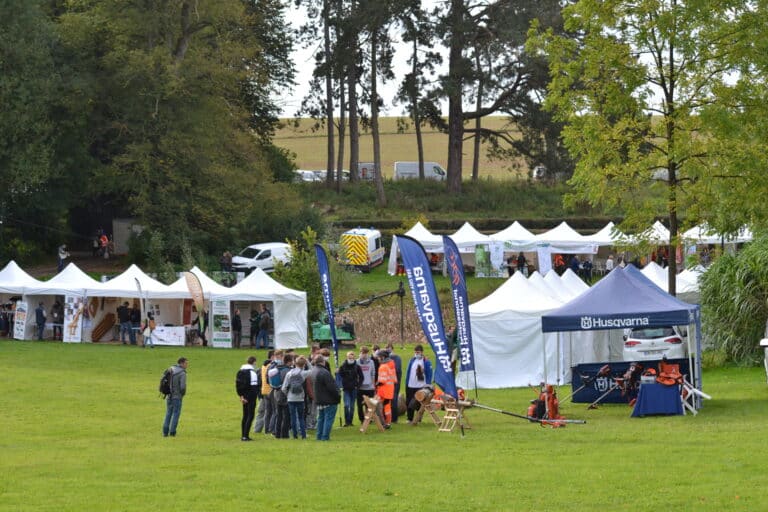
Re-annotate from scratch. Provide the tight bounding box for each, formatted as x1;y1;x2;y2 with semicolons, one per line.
541;265;702;398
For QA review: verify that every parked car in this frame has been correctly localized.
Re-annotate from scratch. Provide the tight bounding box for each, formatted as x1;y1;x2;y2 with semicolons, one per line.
293;170;322;183
623;325;688;361
312;169;349;181
232;242;291;273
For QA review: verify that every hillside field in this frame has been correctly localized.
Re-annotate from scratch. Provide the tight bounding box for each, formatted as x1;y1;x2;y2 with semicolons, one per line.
274;116;529;180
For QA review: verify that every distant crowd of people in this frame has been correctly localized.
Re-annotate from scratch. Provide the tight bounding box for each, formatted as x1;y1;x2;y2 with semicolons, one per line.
172;341;434;442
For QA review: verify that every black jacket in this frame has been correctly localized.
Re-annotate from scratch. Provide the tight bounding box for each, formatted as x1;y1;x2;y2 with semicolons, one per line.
337;360;364;391
311;366;340;406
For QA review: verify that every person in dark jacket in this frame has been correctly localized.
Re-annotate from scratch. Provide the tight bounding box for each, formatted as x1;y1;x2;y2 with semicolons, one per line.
163;357;188;437
231;309;242;349
236;356;260;441
336;351;364;426
50;301;64;340
310;355;340;441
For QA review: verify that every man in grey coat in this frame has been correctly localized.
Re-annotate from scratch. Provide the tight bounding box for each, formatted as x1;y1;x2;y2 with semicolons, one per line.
163;357;188;437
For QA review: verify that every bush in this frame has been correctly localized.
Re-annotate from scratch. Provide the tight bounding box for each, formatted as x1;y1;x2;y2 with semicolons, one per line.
699;234;768;364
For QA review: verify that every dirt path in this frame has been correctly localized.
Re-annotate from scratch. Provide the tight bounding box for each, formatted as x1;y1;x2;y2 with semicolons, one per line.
26;252;127;278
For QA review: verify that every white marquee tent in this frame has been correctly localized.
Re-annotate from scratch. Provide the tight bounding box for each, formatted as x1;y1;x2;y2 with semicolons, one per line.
464;271;596;388
0;261;41;295
217;268;308;348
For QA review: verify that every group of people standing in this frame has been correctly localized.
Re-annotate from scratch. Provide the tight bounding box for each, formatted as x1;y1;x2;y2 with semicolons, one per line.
116;301;156;347
34;300;64;340
236;348;340;441
231;342;434;442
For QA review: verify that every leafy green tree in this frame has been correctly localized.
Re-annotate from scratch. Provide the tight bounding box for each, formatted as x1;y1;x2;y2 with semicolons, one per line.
0;0;69;259
534;0;751;294
52;0;312;262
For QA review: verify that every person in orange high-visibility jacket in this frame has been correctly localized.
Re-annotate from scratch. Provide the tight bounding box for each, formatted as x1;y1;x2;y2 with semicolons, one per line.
375;350;397;427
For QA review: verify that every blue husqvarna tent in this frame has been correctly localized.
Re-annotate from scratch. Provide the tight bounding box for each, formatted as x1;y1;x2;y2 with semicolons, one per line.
541;265;703;401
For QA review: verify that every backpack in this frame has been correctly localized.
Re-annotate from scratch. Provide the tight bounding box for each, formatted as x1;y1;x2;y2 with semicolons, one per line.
288;372;304;395
235;368;251;396
268;364;285;388
159;367;173;397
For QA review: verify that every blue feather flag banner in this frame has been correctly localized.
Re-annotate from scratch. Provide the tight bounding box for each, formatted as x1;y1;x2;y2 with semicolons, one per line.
396;235;458;399
314;244;339;366
443;236;476;372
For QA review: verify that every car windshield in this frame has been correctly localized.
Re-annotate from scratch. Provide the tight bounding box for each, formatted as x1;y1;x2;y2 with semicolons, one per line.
631;327;677;339
239;247;261;258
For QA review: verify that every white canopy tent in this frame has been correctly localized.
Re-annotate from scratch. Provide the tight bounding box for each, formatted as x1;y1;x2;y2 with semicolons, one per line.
85;264;173;298
583;221;628;245
0;260;42;295
387;222;443;275
449;222;491;251
489;221;538;250
217;268;308;348
24;263;102;297
536;221;599;254
464;271;597;388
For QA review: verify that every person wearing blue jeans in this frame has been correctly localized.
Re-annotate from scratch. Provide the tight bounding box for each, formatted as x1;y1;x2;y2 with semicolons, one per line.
255;304;271;348
336;351;363;426
35;302;46;340
163;357;188;437
310;355;340;441
283;356;310;439
117;302;132;344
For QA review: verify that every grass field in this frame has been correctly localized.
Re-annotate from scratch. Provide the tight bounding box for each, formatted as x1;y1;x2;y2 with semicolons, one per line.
2;340;767;511
274;116;529;180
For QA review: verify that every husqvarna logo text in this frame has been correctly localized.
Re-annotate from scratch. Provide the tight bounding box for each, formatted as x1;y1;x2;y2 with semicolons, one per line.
579;316;650;329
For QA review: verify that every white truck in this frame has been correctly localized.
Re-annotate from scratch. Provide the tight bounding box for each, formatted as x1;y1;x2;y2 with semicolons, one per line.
393;161;447;181
232;242;291;273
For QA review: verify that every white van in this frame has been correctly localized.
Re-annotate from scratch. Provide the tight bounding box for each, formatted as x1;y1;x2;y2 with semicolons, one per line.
339;228;385;272
393;161;447;181
232;242;291;273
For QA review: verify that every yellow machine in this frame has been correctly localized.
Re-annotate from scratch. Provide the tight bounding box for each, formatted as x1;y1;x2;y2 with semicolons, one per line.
340;228;385;272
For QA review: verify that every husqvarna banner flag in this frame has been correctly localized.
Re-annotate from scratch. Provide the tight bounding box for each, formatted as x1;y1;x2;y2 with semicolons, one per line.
396;235;458;399
314;244;339;365
443;236;475;372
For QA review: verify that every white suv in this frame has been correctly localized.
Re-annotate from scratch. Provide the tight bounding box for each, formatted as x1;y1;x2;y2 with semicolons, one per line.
232;243;291;273
623;326;688;361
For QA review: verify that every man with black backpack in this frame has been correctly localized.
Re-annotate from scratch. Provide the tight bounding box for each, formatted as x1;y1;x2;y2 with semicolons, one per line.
162;357;188;437
235;356;261;441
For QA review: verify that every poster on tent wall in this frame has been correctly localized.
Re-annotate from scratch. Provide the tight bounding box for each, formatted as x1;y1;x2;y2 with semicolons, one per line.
62;295;84;343
474;243;505;278
537;245;553;275
13;301;27;340
211;299;232;348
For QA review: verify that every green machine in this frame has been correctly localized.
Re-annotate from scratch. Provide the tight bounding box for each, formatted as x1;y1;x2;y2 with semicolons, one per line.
311;282;405;348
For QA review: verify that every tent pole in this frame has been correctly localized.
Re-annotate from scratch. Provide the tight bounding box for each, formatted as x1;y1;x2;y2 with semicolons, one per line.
542;333;548;384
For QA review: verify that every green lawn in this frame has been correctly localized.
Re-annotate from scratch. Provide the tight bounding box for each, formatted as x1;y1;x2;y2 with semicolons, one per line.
2;340;766;511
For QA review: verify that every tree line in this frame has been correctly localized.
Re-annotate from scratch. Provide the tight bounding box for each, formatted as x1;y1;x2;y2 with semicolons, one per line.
3;0;768;278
